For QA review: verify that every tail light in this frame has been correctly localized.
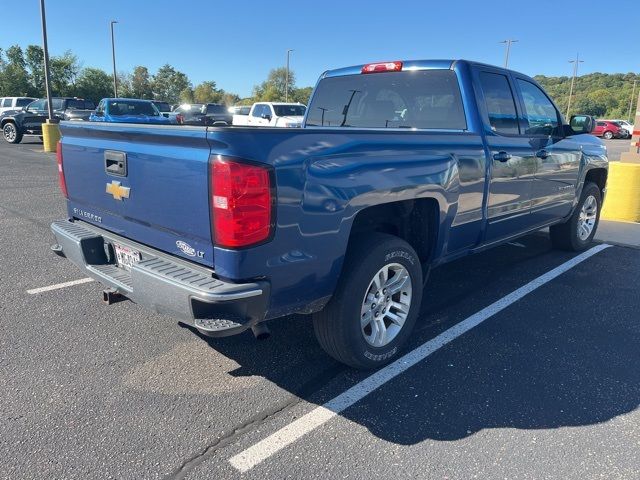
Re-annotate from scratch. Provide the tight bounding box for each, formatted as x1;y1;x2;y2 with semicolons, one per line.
210;156;273;248
56;141;68;198
361;61;403;74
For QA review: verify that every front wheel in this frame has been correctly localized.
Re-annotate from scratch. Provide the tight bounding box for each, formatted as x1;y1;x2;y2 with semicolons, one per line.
3;122;22;144
313;233;423;369
549;182;602;251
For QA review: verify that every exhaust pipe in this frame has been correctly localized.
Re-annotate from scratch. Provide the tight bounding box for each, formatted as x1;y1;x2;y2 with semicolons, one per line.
251;323;271;340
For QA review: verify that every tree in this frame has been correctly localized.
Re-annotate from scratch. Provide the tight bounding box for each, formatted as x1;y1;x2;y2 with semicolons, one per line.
252;67;295;102
193;80;221;103
130;66;153;99
0;45;30;96
291;86;313;105
152;64;191;103
25;45;44;96
179;87;194;103
75;68;112;103
49;51;81;96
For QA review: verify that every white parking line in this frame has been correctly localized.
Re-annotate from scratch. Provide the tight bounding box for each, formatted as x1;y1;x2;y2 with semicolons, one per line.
27;277;94;294
229;243;611;473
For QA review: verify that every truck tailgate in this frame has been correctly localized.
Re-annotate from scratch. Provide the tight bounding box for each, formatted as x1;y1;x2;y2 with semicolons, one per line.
59;122;214;267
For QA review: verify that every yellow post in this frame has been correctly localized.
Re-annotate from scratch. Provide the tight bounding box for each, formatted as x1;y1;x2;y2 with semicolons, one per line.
601;163;640;222
41;119;60;152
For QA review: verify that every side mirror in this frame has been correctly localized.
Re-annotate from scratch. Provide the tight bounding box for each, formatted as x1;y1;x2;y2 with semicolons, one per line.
569;115;595;134
261;113;271;121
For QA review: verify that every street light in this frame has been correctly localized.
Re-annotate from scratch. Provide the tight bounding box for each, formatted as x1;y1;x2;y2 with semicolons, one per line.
285;49;294;102
566;53;584;119
39;0;54;121
499;39;518;68
110;20;118;97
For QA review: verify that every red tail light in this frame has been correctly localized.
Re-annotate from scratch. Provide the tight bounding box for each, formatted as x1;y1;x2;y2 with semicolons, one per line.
56;141;68;198
361;61;403;74
210;156;273;248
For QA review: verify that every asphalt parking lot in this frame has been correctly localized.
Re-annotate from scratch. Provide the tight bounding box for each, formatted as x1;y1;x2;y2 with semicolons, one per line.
1;139;639;479
603;138;630;161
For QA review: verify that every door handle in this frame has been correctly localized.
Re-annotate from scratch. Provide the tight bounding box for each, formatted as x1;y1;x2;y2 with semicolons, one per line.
536;149;549;159
493;151;512;162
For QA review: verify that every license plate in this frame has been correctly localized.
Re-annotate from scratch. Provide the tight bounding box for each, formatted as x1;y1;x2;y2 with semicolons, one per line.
113;243;141;271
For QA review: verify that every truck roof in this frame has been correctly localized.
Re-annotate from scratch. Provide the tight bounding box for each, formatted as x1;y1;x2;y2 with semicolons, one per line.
322;59;527;79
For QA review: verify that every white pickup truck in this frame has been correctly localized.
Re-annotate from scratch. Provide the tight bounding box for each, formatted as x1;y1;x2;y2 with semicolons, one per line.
235;102;306;127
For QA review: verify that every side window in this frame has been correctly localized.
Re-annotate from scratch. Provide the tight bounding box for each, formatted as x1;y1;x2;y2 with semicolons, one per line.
265;105;273;117
28;99;46;111
1;98;11;107
95;100;105;115
252;105;264;117
479;72;519;135
517;79;559;136
596;122;606;127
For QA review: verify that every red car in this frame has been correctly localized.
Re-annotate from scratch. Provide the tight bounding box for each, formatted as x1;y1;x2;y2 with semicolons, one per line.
592;120;628;139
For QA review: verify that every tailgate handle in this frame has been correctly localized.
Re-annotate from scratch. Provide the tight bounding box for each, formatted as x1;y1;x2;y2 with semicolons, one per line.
105;150;127;177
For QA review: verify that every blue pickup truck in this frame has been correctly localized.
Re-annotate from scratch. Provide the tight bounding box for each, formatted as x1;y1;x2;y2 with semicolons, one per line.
51;59;607;368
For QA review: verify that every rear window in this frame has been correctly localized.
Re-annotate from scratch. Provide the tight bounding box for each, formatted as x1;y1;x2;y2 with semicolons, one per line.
108;100;158;116
274;105;306;117
306;70;466;129
16;98;35;107
206;104;226;114
153;101;171;112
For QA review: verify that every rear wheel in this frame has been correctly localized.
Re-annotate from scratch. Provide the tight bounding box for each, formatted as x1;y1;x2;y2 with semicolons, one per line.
313;233;423;369
549;182;602;251
603;131;614;140
3;122;22;144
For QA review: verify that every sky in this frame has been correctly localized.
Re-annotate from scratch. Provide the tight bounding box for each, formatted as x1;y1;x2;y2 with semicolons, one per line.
1;0;638;98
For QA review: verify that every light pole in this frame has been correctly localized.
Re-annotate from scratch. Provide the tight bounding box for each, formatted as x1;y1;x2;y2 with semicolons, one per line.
566;53;584;119
627;79;637;123
39;0;54;121
499;39;518;68
110;20;118;97
285;49;294;102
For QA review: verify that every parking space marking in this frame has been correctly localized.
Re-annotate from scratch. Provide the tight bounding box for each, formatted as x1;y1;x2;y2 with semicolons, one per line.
229;243;611;473
26;277;94;294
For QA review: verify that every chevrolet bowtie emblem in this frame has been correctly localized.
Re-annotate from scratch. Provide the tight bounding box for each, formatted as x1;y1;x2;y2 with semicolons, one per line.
106;181;130;201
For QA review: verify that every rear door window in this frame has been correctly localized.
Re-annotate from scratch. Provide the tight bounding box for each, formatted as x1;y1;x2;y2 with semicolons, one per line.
478;72;519;135
306;70;466;129
1;98;11;107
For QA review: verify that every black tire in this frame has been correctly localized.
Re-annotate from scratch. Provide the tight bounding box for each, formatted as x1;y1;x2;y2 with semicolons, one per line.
603;131;613;140
313;233;423;369
549;182;602;251
3;122;22;144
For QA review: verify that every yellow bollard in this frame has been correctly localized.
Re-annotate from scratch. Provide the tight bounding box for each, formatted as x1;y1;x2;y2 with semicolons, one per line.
600;162;640;222
41;120;61;152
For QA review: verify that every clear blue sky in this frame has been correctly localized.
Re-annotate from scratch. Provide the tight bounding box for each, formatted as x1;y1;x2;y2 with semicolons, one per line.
2;0;638;97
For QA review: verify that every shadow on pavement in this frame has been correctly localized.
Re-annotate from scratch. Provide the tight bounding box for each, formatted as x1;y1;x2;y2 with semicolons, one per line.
185;237;640;444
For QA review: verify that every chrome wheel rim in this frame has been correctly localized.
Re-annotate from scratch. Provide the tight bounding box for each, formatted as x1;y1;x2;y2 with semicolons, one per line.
4;124;16;142
577;195;597;241
360;262;412;348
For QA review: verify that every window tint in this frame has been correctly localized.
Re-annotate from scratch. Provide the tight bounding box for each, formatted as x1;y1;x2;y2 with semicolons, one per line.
273;105;306;117
108;100;158;116
28;99;47;111
597;121;606;127
16;98;34;107
517;79;559;136
51;98;64;110
479;72;519;135
1;99;11;107
67;99;84;109
306;70;466;129
153;101;171;112
206;104;226;114
251;105;264;117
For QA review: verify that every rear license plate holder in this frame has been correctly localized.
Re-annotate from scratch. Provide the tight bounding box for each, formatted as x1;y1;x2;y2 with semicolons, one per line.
113;243;141;271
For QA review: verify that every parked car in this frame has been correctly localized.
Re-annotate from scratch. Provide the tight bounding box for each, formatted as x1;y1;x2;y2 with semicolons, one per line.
52;59;607;369
0;96;36;115
246;102;306;127
1;97;94;143
608;119;634;137
172;103;233;126
229;105;251;126
89;99;171;124
171;103;204;124
62;99;96;121
593;120;627;139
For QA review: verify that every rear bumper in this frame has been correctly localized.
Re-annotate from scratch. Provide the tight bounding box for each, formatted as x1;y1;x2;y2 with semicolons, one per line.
51;219;269;336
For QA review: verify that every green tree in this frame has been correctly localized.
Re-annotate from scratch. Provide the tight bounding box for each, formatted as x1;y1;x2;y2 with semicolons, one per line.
193;80;221;103
179;87;194;103
49;51;81;96
0;45;30;96
152;64;191;103
291;86;313;104
252;67;295;102
75;68;113;103
130;66;153;99
25;45;44;96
